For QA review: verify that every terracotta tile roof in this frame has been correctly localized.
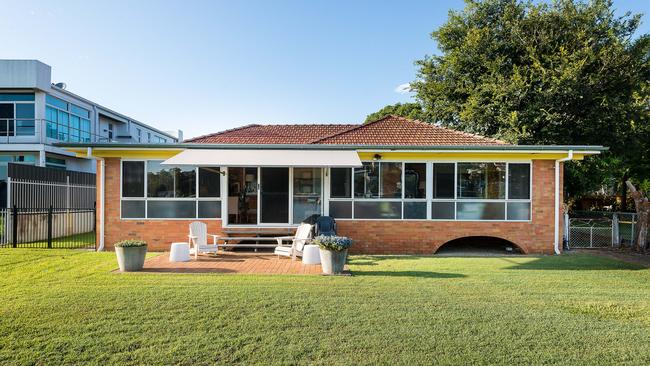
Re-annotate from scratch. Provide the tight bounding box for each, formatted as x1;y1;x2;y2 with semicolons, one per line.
185;115;507;146
185;124;358;144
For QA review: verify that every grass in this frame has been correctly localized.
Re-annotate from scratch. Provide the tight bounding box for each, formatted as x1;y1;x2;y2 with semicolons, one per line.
1;251;650;365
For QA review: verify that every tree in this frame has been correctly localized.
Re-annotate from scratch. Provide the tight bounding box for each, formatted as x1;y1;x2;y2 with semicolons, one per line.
411;0;650;208
364;102;429;123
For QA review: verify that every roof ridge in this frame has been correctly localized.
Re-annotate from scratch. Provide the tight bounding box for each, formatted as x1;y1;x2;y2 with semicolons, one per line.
184;124;261;142
310;115;392;144
387;115;507;145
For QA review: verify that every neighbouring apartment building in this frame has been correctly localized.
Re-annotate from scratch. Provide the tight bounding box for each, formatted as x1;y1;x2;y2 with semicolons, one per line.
0;59;182;181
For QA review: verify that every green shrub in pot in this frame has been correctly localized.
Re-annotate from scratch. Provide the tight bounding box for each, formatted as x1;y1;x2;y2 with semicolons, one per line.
114;240;147;272
313;235;352;274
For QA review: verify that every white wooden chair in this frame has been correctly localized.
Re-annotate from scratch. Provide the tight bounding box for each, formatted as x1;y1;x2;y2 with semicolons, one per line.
274;223;313;260
188;222;219;259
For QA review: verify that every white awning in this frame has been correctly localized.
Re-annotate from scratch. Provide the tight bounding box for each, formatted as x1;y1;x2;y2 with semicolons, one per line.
161;149;362;167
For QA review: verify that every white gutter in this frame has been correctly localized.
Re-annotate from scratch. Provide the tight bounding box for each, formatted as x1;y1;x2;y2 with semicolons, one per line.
554;150;573;254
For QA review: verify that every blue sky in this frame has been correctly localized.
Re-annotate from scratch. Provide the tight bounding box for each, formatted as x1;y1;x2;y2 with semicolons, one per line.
2;0;648;139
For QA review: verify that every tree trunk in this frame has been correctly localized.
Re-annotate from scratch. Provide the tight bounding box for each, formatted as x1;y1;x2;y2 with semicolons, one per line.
626;181;649;252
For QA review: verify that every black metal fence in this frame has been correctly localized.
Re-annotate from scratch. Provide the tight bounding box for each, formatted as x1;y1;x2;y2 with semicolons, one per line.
0;206;96;249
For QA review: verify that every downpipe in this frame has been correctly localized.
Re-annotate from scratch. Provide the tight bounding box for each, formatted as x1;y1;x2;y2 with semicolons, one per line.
554;150;573;254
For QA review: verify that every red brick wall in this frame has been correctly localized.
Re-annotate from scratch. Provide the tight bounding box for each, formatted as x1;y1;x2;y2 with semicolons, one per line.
98;158;563;254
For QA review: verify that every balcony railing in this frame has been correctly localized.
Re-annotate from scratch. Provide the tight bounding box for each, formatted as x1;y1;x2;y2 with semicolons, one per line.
0;119;109;144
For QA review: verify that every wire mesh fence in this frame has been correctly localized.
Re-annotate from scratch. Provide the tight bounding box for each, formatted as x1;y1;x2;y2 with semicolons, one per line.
566;211;640;249
0;206;96;249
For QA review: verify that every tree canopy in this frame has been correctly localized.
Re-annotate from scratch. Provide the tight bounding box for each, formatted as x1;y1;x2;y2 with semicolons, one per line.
370;0;650;207
364;102;428;123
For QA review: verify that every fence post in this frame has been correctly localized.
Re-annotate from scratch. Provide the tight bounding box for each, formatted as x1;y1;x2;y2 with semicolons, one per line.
11;205;17;248
612;213;619;247
47;205;53;249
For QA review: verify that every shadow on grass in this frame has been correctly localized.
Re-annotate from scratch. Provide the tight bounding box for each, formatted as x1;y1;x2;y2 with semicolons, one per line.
502;255;644;271
352;270;465;279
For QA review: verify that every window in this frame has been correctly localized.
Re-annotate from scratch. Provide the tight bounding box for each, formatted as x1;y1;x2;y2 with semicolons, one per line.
147;132;151;142
0;93;35;137
108;124;113;140
330;168;351;198
122;161;145;197
457;163;506;199
45;94;91;142
45;157;67;170
329;161;531;221
137;128;142;142
121;160;221;219
147;161;195;198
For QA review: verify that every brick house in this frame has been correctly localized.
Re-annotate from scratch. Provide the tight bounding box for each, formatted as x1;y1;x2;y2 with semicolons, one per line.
62;115;604;254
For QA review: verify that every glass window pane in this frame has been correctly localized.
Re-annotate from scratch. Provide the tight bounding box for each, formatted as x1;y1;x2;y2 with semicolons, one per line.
507;202;530;220
0;93;35;102
508;163;531;199
80;118;91;132
330;168;352;198
457;163;506;199
457;202;505;220
329;201;352;219
293;168;322;224
432;201;455;220
198;201;222;218
122;161;145;197
57;111;69;141
198;167;221;197
381;162;402;198
70;104;90;118
433;163;455;198
404;201;427;219
354;201;401;219
46;95;68;110
16;120;35;136
227;167;258;225
404;163;426;198
16;104;34;118
121;200;145;218
354;163;379;198
147;201;196;218
147;161;196;198
0;103;13;118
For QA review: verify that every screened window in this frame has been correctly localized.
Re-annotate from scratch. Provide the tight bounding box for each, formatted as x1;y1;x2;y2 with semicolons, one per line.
457;163;506;199
433;163;454;198
122;161;145;197
198;167;221;197
508;163;531;199
330;168;352;198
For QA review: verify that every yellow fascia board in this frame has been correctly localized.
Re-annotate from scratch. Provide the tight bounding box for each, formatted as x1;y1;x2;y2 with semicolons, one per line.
356;151;587;161
74;149;182;159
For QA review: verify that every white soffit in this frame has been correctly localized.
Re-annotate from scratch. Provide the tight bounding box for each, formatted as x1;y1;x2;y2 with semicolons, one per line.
161;149;362;167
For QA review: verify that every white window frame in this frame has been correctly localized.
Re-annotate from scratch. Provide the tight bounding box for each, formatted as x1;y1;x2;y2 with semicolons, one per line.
119;159;222;220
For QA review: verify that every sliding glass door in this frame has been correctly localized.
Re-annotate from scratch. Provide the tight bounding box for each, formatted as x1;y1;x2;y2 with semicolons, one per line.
293;168;322;224
227;167;258;225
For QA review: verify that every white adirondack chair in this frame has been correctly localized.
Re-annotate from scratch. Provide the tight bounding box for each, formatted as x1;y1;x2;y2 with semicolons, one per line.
274;223;313;260
188;222;219;259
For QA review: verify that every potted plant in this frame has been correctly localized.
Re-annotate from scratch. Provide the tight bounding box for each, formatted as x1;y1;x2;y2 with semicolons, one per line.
314;235;352;274
114;240;147;272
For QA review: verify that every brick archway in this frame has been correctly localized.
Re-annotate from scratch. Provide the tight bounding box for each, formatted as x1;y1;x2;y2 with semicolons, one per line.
435;235;527;254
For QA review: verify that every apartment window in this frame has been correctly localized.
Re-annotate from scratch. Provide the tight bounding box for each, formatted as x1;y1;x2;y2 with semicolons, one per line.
45;95;91;142
0;93;35;137
147;132;151;142
107;124;114;140
121;160;221;219
45;156;67;170
137;128;142;142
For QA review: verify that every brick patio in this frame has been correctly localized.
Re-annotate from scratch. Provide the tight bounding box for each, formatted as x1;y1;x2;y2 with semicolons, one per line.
140;252;324;275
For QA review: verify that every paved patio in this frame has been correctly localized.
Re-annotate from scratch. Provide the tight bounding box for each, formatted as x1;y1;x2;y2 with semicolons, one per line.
141;252;324;275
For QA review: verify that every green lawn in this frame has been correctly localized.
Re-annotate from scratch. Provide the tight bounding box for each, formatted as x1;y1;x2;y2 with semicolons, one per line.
1;251;649;365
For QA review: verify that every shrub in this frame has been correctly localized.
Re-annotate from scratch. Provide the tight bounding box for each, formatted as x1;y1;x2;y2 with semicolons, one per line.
114;240;147;248
313;235;352;252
